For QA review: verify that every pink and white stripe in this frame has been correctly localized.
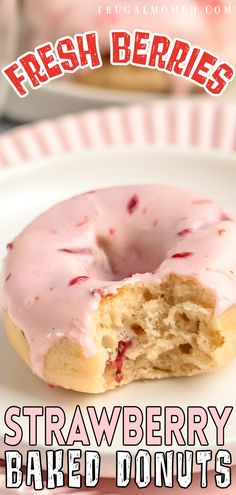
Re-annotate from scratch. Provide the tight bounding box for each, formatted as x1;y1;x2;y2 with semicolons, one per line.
0;100;235;169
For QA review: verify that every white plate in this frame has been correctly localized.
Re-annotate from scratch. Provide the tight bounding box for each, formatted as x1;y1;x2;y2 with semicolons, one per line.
0;145;236;478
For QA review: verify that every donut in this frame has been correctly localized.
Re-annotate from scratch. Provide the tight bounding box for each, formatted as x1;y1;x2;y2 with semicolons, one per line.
1;184;236;394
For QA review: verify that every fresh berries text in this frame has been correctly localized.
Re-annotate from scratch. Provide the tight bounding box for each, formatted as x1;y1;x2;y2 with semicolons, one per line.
2;30;235;97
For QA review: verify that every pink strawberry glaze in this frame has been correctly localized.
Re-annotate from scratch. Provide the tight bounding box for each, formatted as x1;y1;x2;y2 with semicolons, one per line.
1;184;236;380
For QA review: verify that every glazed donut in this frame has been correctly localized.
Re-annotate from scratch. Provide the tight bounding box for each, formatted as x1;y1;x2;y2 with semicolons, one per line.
2;184;236;394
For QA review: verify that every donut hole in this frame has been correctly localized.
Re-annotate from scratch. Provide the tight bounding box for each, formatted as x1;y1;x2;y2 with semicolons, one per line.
96;234;163;280
97;236;117;275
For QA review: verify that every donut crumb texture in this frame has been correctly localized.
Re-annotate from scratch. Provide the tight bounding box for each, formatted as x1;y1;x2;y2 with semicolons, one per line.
4;274;236;394
98;274;234;392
